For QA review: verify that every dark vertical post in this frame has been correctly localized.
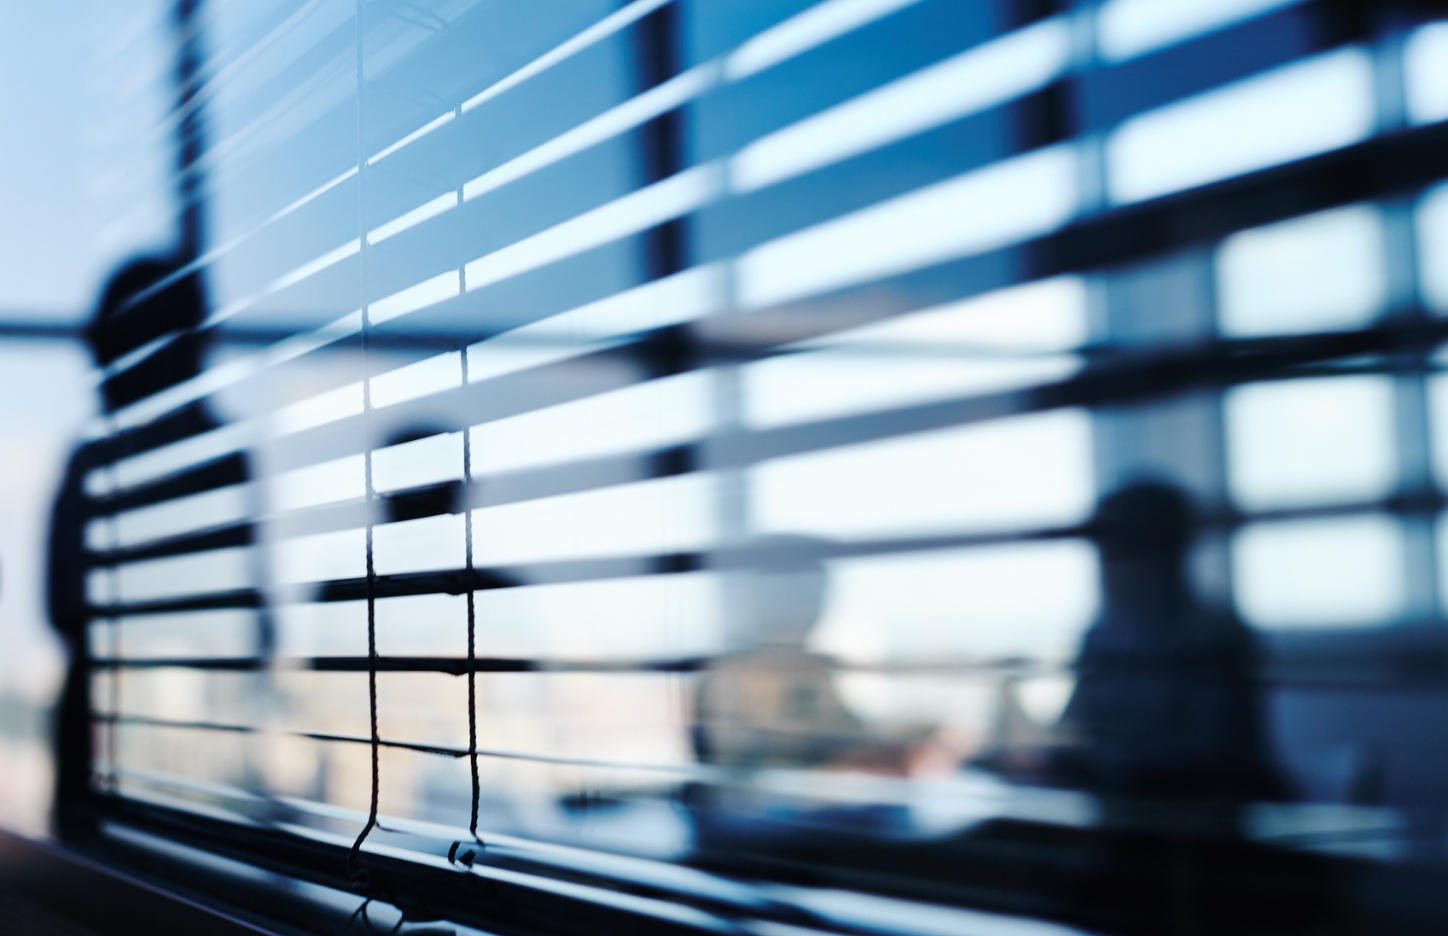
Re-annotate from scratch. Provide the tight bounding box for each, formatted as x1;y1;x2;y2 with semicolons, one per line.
1091;249;1233;605
633;2;688;281
174;0;208;263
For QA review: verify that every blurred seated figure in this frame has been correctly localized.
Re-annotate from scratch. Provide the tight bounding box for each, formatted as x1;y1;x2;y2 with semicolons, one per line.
688;537;937;852
928;484;1346;934
1057;481;1288;806
693;538;874;771
688;498;1352;934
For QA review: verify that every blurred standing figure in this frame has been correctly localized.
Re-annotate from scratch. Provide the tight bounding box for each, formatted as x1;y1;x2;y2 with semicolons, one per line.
50;0;217;843
961;485;1346;936
48;258;212;841
1062;481;1288;805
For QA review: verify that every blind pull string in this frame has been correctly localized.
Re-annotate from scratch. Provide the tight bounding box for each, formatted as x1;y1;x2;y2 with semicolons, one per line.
452;346;485;868
103;505;118;796
347;23;381;880
100;409;124;797
346;311;381;884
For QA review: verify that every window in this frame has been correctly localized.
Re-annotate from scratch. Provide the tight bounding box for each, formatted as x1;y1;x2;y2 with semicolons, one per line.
28;0;1448;933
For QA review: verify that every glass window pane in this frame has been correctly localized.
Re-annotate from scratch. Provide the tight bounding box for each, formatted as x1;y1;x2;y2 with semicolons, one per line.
1406;21;1448;126
1217;206;1386;336
816;542;1100;663
1233;515;1406;628
745;277;1086;429
1107;49;1374;204
1417;182;1448;313
753;409;1095;539
1425;373;1448;489
1225;376;1396;510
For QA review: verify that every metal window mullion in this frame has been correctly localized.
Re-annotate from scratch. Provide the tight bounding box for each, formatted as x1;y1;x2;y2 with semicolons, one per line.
1375;21;1442;622
1382;194;1439;621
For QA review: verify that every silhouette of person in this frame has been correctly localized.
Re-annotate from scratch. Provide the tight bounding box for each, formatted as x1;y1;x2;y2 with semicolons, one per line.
684;500;1345;934
48;257;211;842
1060;481;1288;806
693;539;867;770
926;484;1351;935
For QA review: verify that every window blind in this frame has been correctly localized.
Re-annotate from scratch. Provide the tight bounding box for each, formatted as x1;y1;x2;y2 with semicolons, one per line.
64;0;1448;932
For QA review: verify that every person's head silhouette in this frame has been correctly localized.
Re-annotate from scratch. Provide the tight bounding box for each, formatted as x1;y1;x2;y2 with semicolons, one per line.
1090;481;1196;626
84;256;207;412
1092;480;1192;562
1067;480;1287;802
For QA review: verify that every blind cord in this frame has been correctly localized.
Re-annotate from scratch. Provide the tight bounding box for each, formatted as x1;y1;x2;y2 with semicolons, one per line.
347;340;381;882
347;0;380;883
457;346;485;865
